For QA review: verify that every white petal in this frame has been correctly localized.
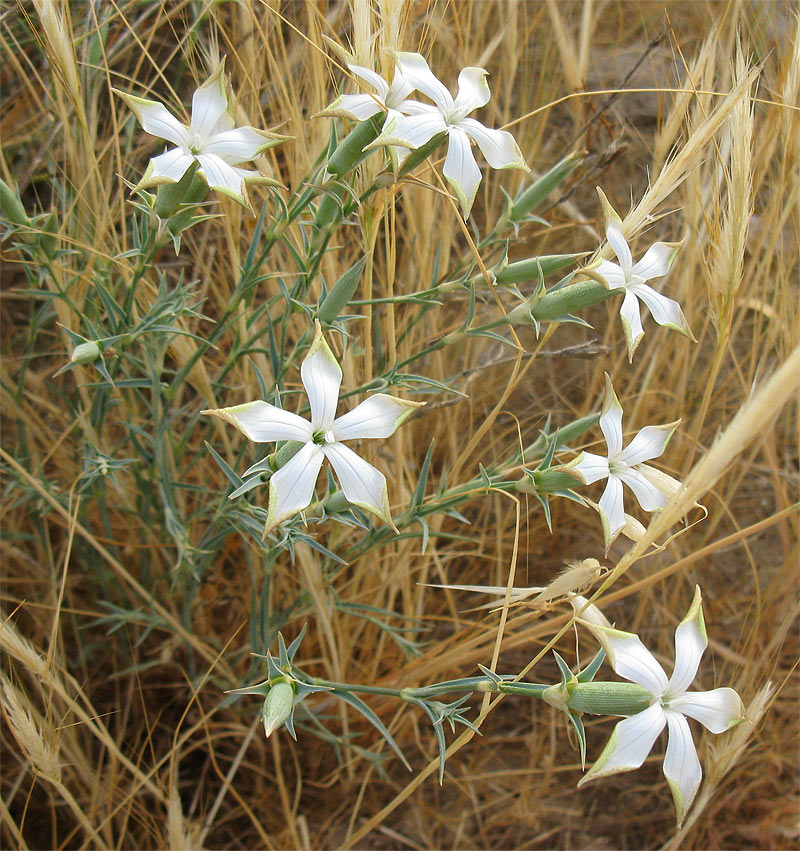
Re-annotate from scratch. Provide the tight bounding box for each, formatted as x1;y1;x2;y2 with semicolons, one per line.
619;423;675;467
663;710;702;826
301;326;342;431
397;99;438;117
619;288;645;359
573;451;609;485
347;63;390;101
595;259;627;290
229;164;271;185
598;475;626;543
443;126;481;216
458;118;527;169
395;55;453;114
631;242;678;280
599;376;624;458
601;628;669;694
194;153;248;200
202;400;313;443
147;148;195;183
191;66;229;140
332;394;420;441
380;111;447;149
333;93;384;121
628;282;692;337
568;595;612;628
451;67;491;117
580;703;666;783
388;56;422;104
667;588;707;693
606;221;632;277
126;96;190;147
323;442;392;525
677;688;744;733
266;443;324;530
203;127;271;163
617;467;669;512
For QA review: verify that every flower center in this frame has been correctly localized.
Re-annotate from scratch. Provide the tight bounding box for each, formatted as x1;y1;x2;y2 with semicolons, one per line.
312;430;336;446
608;458;625;476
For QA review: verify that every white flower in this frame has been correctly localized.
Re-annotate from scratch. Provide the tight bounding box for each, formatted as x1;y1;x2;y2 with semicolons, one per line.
578;586;745;826
320;52;429;125
369;57;528;217
203;322;423;537
574;375;680;548
594;188;694;360
117;61;280;210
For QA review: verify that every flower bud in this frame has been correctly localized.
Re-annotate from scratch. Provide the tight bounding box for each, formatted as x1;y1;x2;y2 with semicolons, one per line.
0;178;30;227
262;681;294;738
71;341;102;365
317;256;366;323
510;150;585;222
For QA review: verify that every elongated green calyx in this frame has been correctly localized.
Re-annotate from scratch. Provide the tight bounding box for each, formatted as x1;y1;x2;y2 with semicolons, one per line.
396;132;448;179
566;681;652;716
326;115;385;176
262;681;295;737
510;150;585;222
532;279;617;321
268;440;305;472
317;256;367;322
154;161;203;218
517;466;583;495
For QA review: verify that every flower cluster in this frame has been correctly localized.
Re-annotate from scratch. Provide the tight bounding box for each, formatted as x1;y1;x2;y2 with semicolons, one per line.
111;52;745;832
323;52;529;217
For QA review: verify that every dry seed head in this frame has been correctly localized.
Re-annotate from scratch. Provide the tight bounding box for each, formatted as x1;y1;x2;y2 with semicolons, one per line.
1;675;62;783
0;614;48;680
708;43;754;335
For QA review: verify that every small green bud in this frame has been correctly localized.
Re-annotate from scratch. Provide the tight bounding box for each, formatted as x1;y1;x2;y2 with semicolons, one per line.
491;254;586;287
71;341;102;365
39;212;59;259
262;681;294;738
510;150;585;222
317;256;366;323
0;178;30;227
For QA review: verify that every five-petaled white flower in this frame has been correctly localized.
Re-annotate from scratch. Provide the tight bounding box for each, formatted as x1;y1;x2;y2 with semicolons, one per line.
578;586;744;826
574;375;681;549
203;322;423;538
368;56;528;217
594;188;694;361
117;61;281;210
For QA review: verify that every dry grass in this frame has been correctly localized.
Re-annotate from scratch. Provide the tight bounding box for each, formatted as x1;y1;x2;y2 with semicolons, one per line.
1;1;798;849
